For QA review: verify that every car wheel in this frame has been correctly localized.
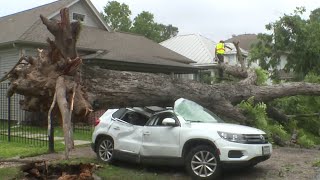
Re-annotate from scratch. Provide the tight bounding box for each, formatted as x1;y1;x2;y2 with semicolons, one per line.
96;137;114;163
185;145;221;180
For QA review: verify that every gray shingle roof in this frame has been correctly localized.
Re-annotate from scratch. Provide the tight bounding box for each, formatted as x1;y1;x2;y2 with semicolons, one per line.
225;34;259;51
0;0;196;70
0;0;74;44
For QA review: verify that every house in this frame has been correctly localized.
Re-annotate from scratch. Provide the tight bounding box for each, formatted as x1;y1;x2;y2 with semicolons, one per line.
0;0;199;122
0;0;199;78
160;34;248;80
225;34;259;51
226;34;292;80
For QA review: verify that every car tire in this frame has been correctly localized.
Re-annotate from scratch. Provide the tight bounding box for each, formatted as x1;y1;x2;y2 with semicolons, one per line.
185;145;221;180
96;137;115;163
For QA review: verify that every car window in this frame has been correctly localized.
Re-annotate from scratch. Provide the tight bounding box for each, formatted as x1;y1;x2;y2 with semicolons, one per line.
120;111;149;126
146;112;178;126
112;108;127;119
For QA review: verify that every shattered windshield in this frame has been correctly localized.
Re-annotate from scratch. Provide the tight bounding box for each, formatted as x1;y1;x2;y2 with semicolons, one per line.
174;98;224;123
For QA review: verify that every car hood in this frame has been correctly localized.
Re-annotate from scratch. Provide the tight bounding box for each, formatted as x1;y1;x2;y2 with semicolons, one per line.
189;123;266;135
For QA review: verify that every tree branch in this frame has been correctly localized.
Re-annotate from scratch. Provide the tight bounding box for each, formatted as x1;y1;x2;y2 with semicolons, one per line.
233;41;245;69
55;76;72;159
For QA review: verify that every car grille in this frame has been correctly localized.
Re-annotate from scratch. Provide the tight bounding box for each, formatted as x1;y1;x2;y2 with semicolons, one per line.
243;134;268;144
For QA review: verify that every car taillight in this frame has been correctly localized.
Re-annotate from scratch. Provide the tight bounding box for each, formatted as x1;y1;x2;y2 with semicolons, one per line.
94;118;101;126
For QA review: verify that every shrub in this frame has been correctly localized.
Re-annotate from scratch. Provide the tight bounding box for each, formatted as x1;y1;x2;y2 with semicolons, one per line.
255;68;269;86
297;134;315;148
238;97;290;144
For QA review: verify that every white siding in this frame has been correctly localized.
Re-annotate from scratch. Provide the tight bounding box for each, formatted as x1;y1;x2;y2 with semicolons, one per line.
175;73;196;80
0;48;25;123
52;1;104;29
24;48;39;57
277;55;287;70
0;48;20;79
0;84;25;123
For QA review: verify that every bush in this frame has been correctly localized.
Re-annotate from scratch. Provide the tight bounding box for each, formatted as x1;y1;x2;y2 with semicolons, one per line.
255;68;269;86
238;97;290;144
239;94;320;148
268;124;290;140
297;134;315;148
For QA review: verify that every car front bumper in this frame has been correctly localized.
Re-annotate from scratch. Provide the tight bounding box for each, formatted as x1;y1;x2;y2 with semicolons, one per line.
215;138;272;165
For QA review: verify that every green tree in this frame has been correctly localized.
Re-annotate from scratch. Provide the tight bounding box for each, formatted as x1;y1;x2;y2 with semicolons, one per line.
250;7;320;78
101;1;179;42
102;1;132;31
131;11;161;41
130;12;178;42
157;24;179;42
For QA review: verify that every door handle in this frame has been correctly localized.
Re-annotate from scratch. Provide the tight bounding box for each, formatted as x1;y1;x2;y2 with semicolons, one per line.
143;131;151;135
113;126;120;130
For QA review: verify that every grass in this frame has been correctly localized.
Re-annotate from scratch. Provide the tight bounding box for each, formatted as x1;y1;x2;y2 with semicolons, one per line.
0;157;189;180
0;167;23;180
313;160;320;167
0;140;65;159
95;164;187;180
50;158;189;180
0;122;93;141
0;124;92;158
54;126;93;141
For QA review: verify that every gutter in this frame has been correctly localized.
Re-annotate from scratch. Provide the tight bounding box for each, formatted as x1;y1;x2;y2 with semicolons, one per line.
0;40;98;53
0;41;17;49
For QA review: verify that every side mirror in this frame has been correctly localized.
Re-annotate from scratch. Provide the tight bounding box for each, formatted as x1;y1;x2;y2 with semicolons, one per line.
162;118;177;126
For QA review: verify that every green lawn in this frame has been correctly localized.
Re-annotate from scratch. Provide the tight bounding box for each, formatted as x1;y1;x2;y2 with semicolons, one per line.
54;126;93;141
49;158;189;180
0;122;93;141
0;124;92;158
0;140;65;159
0;167;23;180
0;157;189;180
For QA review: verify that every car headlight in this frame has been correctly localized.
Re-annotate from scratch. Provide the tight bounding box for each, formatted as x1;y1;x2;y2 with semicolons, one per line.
218;131;246;143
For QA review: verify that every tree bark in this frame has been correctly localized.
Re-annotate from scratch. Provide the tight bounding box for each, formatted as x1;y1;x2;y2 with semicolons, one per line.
83;66;320;124
233;41;246;69
56;76;73;159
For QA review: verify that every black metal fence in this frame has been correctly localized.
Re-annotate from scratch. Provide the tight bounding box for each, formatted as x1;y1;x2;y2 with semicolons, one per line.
0;83;48;146
0;82;97;150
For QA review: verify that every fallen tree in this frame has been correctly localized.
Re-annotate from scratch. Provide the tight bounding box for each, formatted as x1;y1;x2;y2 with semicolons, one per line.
83;66;320;124
2;8;320;154
0;8;92;159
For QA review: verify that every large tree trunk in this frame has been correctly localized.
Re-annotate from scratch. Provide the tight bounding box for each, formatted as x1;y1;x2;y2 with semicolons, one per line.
83;66;320;124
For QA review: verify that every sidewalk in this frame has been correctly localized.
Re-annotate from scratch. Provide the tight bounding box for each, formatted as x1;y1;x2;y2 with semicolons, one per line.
24;144;96;161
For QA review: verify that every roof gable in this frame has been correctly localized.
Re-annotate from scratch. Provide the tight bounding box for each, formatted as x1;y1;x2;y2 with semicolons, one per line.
49;0;111;31
0;0;74;44
0;0;111;45
160;34;216;64
225;34;258;51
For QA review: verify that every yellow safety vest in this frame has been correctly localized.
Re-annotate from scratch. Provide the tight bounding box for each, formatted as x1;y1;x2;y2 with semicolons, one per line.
216;43;225;54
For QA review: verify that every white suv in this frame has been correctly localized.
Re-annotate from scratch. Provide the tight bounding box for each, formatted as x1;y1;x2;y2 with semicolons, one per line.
91;98;272;179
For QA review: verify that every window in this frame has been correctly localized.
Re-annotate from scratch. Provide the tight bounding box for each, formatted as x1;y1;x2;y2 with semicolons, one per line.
146;112;178;126
118;111;149;126
72;13;85;22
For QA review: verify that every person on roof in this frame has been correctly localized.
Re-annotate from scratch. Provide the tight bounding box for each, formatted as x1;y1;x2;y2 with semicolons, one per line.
215;40;232;79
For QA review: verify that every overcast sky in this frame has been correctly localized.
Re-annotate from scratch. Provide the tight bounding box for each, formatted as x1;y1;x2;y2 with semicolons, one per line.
0;0;319;41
